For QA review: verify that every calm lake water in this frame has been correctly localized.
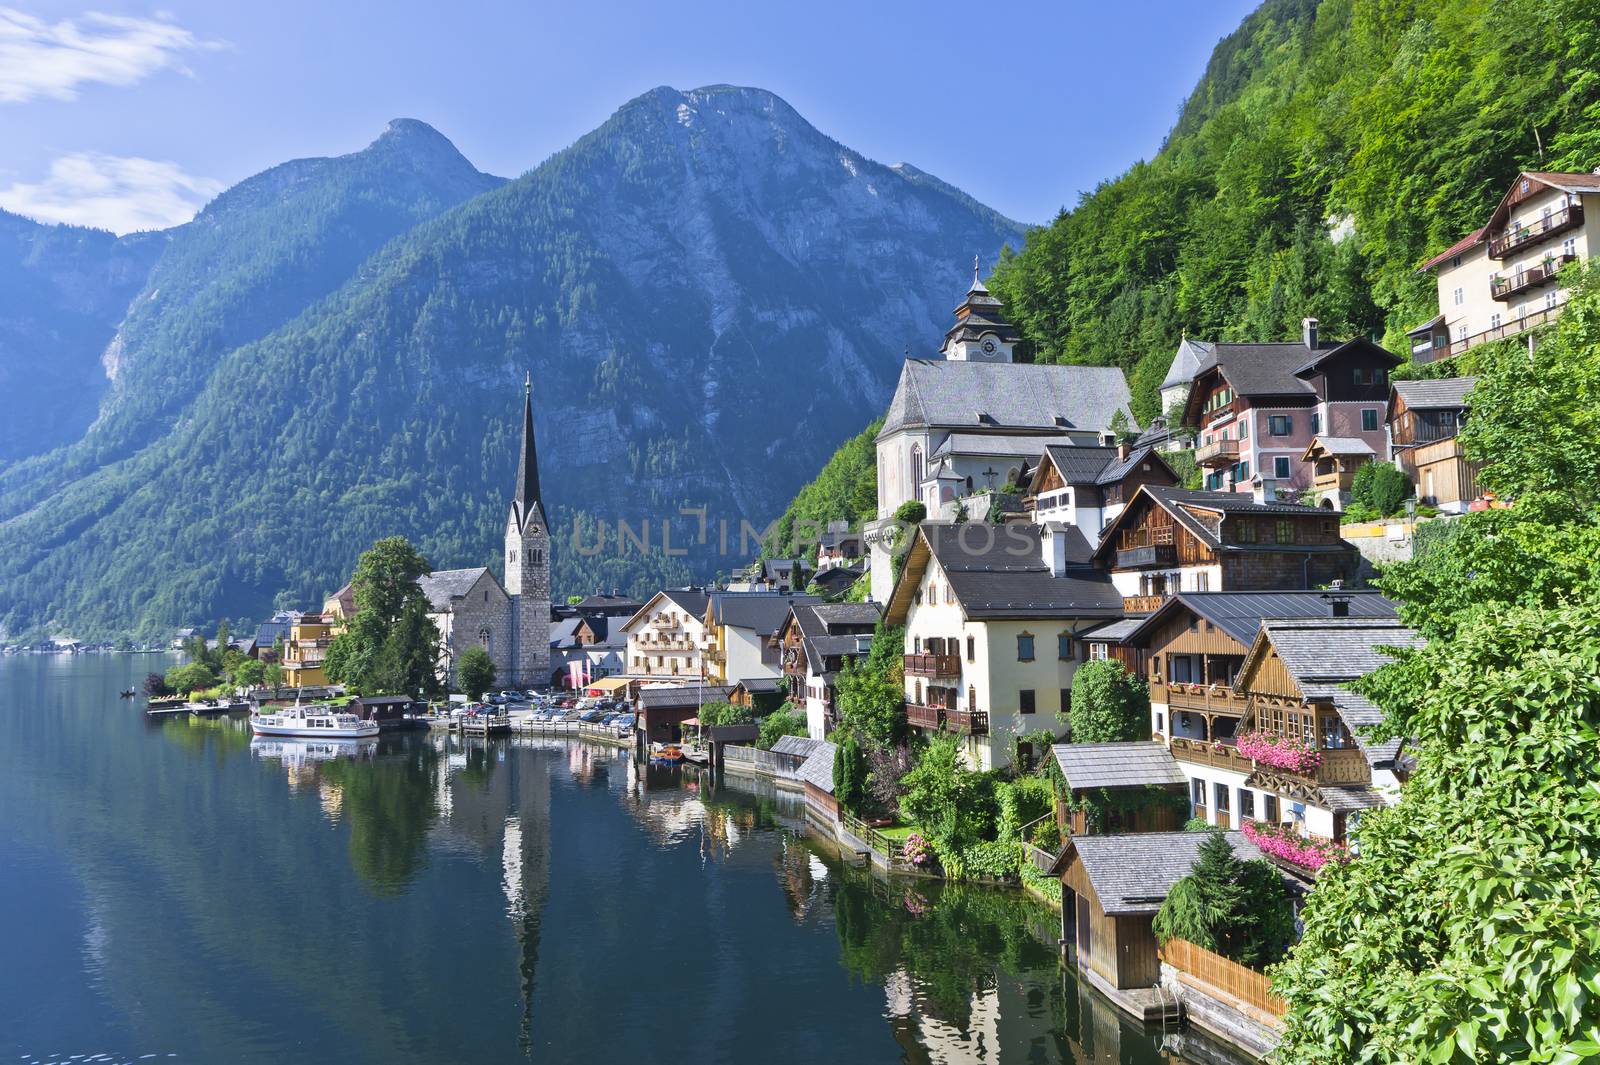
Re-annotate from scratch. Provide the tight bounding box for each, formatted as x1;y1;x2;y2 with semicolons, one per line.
0;654;1238;1064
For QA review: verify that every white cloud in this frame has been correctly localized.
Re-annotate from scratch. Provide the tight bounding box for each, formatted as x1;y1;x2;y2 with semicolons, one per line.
0;152;224;232
0;7;219;104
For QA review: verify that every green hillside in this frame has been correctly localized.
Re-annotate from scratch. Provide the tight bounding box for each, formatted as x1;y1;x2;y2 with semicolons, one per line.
990;0;1600;421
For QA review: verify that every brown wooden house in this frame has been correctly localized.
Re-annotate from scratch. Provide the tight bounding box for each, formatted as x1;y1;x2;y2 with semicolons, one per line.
1090;485;1359;613
1388;378;1481;513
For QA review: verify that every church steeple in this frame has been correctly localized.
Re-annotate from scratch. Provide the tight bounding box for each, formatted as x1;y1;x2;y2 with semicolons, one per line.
941;254;1020;362
512;370;542;527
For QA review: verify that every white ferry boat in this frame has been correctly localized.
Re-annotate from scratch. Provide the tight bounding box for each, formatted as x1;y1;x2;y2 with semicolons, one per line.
250;704;379;738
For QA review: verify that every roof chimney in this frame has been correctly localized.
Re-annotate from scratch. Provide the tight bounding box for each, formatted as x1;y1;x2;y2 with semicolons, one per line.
1118;440;1131;462
1324;580;1351;618
1251;476;1277;505
1042;523;1070;577
1303;317;1319;350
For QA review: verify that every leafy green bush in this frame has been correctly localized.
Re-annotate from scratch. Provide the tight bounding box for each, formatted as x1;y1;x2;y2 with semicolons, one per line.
996;776;1055;844
833;732;868;812
1350;462;1412;517
757;704;808;749
165;661;217;694
892;500;926;524
457;645;496;698
1183;816;1211;832
953;840;1018;883
697;700;754;727
834;656;904;748
899;734;1000;860
1066;660;1150;742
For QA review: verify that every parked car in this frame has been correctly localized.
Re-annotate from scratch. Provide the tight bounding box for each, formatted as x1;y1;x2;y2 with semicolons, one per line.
599;712;620;727
613;713;636;733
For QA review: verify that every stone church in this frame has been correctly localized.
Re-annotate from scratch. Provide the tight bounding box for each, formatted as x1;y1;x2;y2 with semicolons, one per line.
420;374;552;690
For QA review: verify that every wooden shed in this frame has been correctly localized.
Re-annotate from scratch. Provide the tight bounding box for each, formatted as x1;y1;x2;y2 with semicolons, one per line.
1051;742;1189;836
1051;831;1266;992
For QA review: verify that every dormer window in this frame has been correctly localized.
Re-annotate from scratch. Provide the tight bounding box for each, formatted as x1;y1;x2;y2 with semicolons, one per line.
976;411;996;424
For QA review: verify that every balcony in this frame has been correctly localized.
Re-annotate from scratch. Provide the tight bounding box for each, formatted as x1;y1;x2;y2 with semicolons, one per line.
943;708;989;735
1195;437;1241;468
1159;682;1248;716
906;703;943;730
904;652;961;677
1116;544;1177;568
1491;253;1575;301
1171;736;1253;773
640;639;698;653
1488;202;1583;258
1122;594;1168;614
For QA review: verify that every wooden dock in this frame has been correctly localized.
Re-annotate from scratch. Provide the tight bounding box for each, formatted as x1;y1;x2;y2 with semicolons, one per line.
455;714;512;736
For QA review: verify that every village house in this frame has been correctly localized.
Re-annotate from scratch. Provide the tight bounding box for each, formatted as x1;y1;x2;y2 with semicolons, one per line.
774;601;881;739
1299;436;1376;510
886;521;1123;770
281;612;337;687
702;591;818;686
1158;336;1214;418
619;588;712;681
1408;170;1600;361
1021;441;1180;539
250;611;301;661
809;561;866;600
549;613;627;689
1181;320;1399;496
814;520;864;571
635;683;733;746
1090;485;1360;613
865;265;1136;602
1113;590;1401;847
1224;614;1422;849
1388;377;1481;512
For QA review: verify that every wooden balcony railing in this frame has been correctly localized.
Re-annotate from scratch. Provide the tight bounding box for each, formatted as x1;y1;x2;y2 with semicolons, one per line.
1122;595;1167;613
906;703;943;730
1171;736;1253;772
1491;253;1575;300
1195;437;1242;468
1158;683;1247;716
1424;296;1567;362
1488;202;1583;258
1117;544;1177;568
904;652;960;677
944;708;989;735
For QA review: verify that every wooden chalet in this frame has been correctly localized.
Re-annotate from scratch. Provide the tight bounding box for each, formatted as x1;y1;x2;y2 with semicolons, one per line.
1300;436;1375;509
1091;485;1358;612
634;684;733;745
1388;377;1481;512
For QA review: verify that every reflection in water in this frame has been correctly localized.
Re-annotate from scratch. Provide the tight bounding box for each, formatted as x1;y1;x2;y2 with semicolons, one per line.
3;655;1243;1065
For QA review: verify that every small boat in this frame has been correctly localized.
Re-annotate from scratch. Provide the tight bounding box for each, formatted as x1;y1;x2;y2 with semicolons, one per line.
251;704;379;739
119;688;137;699
651;744;684;762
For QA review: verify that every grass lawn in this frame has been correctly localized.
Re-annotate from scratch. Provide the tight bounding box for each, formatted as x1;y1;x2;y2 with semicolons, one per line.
877;822;923;841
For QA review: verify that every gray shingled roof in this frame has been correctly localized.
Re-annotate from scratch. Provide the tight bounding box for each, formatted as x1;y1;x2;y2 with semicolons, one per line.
417;567;492;611
772;735;828;759
1261;618;1423;689
1042;444;1118;486
794;740;837;793
1308;436;1375;457
711;592;820;636
1318;785;1389;812
733;677;782;694
1077;617;1147;642
637;684;733;710
934;432;1076;458
880;360;1134;437
1392;377;1476;410
813;603;881;627
660;588;711;618
1068;832;1268;915
923;522;1123;619
1127;590;1398;647
549;617;583;648
1096;445;1170;485
1052;742;1187;791
1160;337;1214;391
1193;343;1329;400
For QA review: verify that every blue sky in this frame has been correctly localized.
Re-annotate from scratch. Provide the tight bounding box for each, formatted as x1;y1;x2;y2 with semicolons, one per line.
0;0;1261;233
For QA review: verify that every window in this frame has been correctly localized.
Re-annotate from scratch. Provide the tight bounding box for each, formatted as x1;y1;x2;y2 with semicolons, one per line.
1019;689;1036;714
1016;633;1035;661
1362;409;1379;432
1236;520;1257;543
1191;778;1206;809
1061;689;1072;715
1563;237;1577;258
1450;254;1462;269
1194;571;1210;591
1274;456;1291;479
1276;520;1295;544
1058;633;1072;660
509;550;517;563
1491;312;1502;330
1238;418;1249;439
1517;303;1528;320
967;685;976;710
1240;790;1256;821
1452;286;1464;306
1264;794;1280;822
966;635;975;661
1237;460;1250;482
1547;290;1560;309
1268;415;1293;436
1089;643;1109;661
1214;782;1231;813
1457;323;1468;341
910;444;924;490
1310;410;1320;434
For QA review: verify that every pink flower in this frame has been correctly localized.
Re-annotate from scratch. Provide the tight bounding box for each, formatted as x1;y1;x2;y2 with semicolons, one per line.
1236;731;1322;774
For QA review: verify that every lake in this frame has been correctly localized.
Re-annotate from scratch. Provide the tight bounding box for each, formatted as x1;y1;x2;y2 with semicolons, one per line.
0;653;1238;1064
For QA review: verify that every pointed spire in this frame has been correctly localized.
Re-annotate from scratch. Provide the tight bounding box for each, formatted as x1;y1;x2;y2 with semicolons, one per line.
968;253;991;296
513;370;541;523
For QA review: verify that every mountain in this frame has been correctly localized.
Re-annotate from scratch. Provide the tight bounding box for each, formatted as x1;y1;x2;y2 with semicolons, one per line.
988;0;1600;422
0;118;506;516
0;211;164;464
0;86;1025;639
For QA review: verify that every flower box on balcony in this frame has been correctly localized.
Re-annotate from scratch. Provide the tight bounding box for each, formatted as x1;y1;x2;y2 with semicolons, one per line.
1236;731;1322;774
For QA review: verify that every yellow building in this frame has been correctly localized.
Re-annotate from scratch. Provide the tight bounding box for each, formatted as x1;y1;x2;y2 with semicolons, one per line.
281;612;338;687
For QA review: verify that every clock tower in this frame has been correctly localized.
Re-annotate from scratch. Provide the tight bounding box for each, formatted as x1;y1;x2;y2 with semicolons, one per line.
940;255;1022;363
504;371;551;687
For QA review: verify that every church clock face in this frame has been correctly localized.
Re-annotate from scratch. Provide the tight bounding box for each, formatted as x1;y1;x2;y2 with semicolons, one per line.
981;338;997;355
